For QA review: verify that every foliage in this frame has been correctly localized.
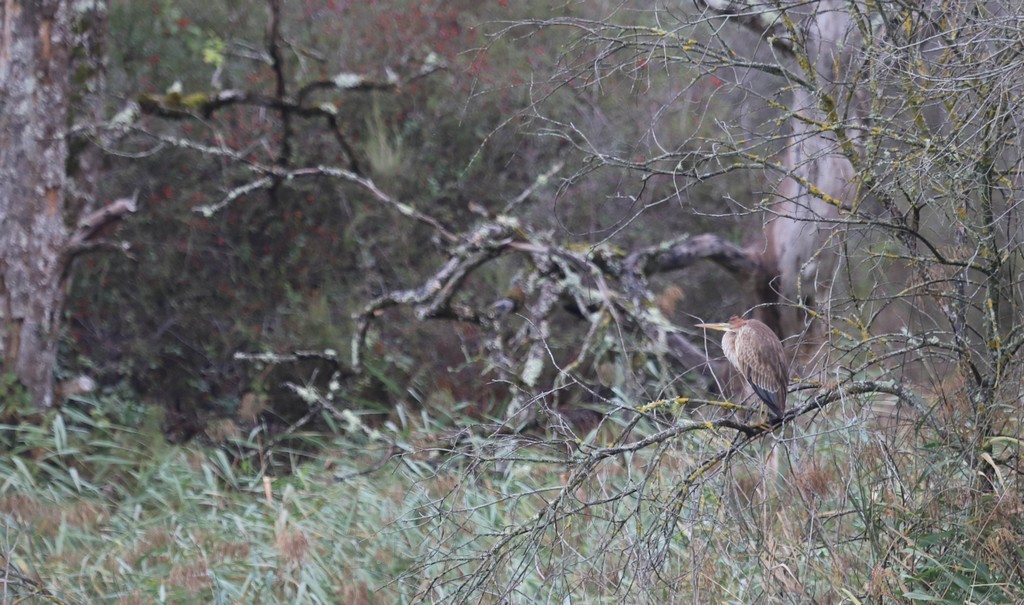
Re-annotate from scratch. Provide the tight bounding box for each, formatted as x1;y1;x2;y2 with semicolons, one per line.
0;374;32;421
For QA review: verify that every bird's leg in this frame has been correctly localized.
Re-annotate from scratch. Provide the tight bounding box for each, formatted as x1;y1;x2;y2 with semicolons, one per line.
718;419;758;438
750;407;777;432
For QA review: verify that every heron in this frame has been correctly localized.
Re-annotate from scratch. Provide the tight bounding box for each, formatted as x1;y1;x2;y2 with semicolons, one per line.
695;316;789;419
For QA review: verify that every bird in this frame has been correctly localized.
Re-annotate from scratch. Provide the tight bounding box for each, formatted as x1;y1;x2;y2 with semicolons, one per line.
695;316;789;419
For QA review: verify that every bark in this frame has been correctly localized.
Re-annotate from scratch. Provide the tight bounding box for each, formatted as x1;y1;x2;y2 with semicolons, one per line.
67;0;107;218
752;2;860;337
0;0;74;407
759;104;852;335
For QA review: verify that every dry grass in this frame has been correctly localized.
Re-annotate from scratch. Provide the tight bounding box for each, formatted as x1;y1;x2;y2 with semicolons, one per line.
0;398;1020;604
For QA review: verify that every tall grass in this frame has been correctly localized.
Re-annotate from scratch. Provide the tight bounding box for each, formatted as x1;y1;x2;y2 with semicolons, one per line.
1;395;1021;603
0;403;422;603
0;400;592;603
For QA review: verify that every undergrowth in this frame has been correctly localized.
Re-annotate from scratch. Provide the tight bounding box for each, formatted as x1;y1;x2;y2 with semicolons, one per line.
0;400;428;604
0;398;599;604
0;396;1021;604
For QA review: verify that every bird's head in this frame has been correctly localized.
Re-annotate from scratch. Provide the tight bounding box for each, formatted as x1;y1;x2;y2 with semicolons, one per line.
694;316;746;332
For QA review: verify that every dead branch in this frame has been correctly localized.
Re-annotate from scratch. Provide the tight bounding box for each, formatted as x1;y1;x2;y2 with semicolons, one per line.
624;233;761;280
66;192;138;252
695;0;798;54
194;166;459;242
234;349;344;368
60;192;139;280
266;0;291;170
352;222;516;369
348;210;768;408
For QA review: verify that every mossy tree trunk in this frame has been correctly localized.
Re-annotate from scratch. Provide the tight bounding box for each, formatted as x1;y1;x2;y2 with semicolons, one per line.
0;0;74;408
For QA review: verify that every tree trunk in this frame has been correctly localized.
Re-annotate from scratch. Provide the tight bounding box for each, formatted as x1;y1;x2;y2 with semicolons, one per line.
68;0;108;219
0;0;74;408
755;3;858;339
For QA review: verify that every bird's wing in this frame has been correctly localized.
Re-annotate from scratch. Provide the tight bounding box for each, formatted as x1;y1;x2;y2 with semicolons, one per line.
736;326;788;417
744;376;784;418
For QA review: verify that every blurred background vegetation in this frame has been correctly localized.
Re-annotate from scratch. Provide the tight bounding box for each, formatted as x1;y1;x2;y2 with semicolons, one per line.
67;0;745;434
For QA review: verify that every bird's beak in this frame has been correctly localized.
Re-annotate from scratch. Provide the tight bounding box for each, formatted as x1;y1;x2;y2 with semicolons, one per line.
694;322;731;331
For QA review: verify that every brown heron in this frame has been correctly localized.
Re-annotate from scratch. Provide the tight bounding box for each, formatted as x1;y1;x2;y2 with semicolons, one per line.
695;316;789;419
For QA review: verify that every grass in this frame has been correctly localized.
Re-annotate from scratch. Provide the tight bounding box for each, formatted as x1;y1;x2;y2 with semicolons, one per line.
0;400;605;604
0;406;426;603
0;394;1021;604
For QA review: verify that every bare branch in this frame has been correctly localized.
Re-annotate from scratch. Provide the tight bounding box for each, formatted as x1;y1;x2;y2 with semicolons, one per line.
63;192;138;270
